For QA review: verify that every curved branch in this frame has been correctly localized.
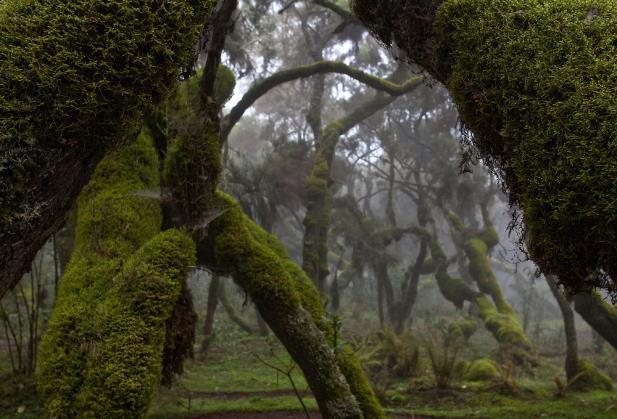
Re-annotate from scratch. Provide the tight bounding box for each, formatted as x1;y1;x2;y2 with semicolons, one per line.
312;0;359;24
221;61;423;141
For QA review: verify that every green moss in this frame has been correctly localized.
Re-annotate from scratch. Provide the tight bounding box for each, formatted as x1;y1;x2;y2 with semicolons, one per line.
464;237;512;313
162;67;237;224
337;347;385;419
449;319;478;341
214;65;237;105
571;359;613;392
38;131;196;417
354;0;617;293
0;0;216;233
206;192;382;418
436;268;478;309
207;192;302;314
476;296;533;352
434;0;617;290
464;359;500;382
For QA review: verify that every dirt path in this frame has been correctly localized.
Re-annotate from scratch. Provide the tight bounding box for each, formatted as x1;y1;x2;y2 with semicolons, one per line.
187;389;311;400
188;412;443;418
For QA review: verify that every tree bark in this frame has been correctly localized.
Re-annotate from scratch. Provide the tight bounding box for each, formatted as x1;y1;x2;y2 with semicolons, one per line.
573;291;617;351
302;74;423;291
546;275;579;381
200;275;221;357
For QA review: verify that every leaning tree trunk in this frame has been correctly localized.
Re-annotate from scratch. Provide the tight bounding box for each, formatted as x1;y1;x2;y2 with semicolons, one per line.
546;275;579;381
161;54;383;415
573;291;617;351
200;275;221;357
0;0;214;298
352;0;617;296
447;212;535;363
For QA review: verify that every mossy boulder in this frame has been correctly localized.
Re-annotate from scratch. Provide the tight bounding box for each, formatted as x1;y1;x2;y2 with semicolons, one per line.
464;359;500;382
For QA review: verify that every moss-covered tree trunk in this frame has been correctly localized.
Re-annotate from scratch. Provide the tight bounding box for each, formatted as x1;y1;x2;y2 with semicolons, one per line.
38;131;196;417
0;0;215;298
162;52;383;415
448;211;534;363
352;0;617;296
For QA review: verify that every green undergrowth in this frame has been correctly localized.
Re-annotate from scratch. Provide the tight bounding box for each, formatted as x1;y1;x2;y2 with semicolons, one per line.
150;396;319;418
148;336;314;417
386;389;617;418
0;375;46;419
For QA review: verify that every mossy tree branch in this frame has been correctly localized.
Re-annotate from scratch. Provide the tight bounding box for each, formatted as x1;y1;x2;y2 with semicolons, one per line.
162;58;383;416
445;210;534;363
573;291;617;352
221;61;423;141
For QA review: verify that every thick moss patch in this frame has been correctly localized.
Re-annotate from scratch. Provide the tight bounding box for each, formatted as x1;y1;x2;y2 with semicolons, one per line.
0;0;214;232
37;132;196;418
439;0;617;292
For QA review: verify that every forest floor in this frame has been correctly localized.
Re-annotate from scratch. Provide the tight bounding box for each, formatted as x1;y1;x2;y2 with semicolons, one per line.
147;333;617;419
1;332;617;418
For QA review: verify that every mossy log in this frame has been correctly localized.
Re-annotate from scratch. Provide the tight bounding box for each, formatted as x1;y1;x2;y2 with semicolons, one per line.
37;131;196;417
0;0;214;297
352;0;617;295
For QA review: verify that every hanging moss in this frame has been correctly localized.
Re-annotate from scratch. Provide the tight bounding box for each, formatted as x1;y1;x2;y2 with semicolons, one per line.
353;0;617;294
37;131;196;417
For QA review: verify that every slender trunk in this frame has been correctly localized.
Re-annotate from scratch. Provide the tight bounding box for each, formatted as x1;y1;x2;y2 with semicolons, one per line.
219;283;256;335
546;275;579;381
200;276;220;357
394;239;428;333
256;309;270;336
